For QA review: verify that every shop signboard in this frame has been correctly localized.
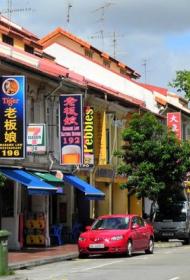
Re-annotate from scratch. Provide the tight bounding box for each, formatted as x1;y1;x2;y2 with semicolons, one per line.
80;106;94;168
27;124;46;154
0;76;25;159
59;94;83;165
167;112;181;140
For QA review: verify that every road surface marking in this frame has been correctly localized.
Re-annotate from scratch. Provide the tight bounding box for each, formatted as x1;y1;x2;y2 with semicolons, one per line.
76;260;124;272
168;277;180;280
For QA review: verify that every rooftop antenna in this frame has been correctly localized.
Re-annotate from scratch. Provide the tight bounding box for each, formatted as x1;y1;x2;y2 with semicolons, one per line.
0;0;33;23
110;31;125;58
89;31;124;59
66;2;72;30
92;2;114;51
142;58;147;84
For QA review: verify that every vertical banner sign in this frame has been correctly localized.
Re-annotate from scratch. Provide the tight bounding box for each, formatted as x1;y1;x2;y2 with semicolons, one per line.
59;94;83;165
83;106;94;168
167;112;181;140
0;76;25;159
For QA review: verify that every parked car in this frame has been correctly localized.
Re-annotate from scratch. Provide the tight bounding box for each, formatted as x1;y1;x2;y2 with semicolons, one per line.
153;201;190;244
78;214;154;258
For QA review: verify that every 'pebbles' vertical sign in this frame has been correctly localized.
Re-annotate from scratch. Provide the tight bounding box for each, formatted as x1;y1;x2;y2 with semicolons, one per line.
0;76;25;159
60;94;83;165
83;106;94;168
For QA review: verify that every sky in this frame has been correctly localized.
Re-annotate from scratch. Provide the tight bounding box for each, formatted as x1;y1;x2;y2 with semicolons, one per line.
1;0;190;91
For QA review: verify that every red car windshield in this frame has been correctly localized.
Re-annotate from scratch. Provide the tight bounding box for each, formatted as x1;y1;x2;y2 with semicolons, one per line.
91;217;130;230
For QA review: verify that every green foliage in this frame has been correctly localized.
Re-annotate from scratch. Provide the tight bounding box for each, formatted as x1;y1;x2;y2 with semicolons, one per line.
169;70;190;100
116;113;190;206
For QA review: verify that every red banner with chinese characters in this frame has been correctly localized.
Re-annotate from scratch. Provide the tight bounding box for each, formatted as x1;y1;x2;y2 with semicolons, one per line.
59;94;83;165
167;112;181;140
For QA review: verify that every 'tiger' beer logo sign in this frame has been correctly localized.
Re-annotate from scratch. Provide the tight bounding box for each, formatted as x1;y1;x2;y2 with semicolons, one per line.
2;78;19;96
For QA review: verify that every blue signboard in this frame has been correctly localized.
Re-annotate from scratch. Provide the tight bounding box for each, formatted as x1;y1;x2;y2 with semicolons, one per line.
59;94;83;165
0;76;25;159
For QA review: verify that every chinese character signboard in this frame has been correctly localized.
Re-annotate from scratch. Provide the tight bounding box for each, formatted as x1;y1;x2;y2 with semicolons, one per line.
167;112;181;140
82;106;94;168
59;94;83;165
27;124;46;154
0;76;25;159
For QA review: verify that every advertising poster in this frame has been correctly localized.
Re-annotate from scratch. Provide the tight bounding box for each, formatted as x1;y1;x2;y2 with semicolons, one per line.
82;106;94;168
167;112;181;140
0;76;25;159
27;124;46;154
59;94;83;165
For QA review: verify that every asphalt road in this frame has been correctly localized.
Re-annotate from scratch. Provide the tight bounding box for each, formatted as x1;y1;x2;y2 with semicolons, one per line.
15;246;190;280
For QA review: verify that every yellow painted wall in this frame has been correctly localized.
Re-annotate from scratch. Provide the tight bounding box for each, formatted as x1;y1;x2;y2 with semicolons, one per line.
94;111;107;165
14;38;24;49
112;183;128;214
129;194;142;216
56;36;83;54
95;182;109;217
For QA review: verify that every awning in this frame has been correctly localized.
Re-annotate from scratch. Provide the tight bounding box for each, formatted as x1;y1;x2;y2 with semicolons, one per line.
0;168;58;195
64;174;105;200
33;172;63;183
32;171;64;194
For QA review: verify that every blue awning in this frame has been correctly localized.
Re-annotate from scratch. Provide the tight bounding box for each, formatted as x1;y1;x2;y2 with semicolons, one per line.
0;168;58;195
64;174;105;200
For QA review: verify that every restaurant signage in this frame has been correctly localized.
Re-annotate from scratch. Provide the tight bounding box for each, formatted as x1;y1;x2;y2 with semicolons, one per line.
0;76;25;159
59;94;83;165
167;112;181;140
82;106;94;168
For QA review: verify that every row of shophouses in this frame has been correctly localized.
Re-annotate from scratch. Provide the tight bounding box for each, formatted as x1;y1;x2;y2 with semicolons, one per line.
0;15;190;250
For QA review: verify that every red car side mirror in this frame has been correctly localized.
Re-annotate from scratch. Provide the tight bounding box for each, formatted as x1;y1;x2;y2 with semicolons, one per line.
85;226;91;231
132;224;140;230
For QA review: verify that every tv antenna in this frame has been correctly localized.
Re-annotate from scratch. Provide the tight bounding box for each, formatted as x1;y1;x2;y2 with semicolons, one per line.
142;58;151;84
66;2;72;30
0;0;33;22
89;31;124;59
91;2;115;51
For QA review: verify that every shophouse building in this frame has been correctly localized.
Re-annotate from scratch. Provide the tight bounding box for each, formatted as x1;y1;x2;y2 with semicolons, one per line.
1;17;189;251
0;16;152;250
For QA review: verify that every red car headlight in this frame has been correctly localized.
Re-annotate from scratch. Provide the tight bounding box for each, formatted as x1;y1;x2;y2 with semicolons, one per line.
111;235;124;241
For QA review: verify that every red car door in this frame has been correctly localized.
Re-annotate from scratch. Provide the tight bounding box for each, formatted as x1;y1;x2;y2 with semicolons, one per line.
131;217;142;250
136;217;149;249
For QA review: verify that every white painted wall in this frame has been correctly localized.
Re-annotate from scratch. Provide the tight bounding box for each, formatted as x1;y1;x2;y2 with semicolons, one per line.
44;43;159;113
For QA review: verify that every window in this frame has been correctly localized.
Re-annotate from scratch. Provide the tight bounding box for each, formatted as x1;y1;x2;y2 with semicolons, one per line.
24;44;34;54
103;59;111;68
132;216;144;227
84;48;93;59
2;34;14;46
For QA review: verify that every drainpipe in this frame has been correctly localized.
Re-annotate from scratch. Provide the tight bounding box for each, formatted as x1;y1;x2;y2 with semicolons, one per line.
44;77;65;170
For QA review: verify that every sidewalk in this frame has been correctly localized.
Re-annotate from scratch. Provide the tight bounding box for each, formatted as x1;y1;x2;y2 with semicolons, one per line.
8;244;79;270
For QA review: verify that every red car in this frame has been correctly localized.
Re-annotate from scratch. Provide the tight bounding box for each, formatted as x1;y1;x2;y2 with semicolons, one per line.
78;214;154;258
